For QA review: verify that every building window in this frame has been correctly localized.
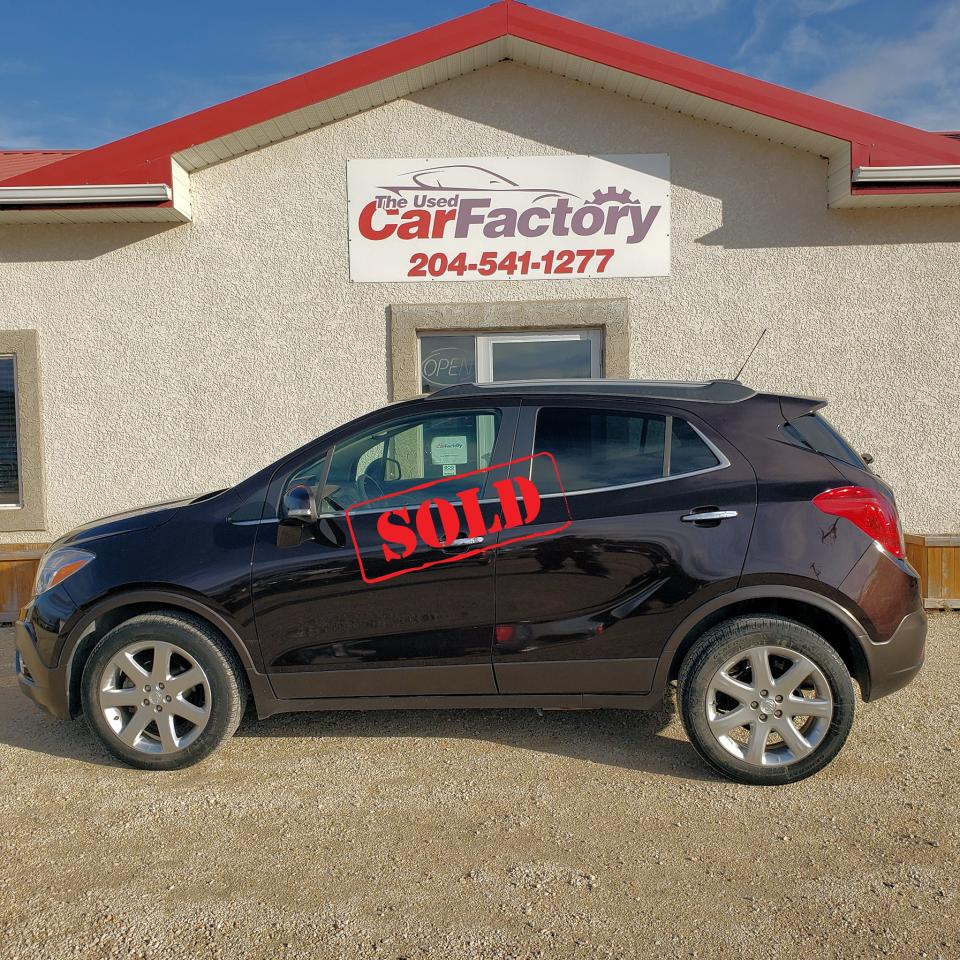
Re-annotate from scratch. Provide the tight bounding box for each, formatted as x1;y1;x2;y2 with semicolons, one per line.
390;299;629;401
0;331;45;532
418;330;602;393
0;356;22;506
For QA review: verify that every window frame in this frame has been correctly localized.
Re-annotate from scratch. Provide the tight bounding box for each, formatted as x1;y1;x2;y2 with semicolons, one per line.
517;400;730;499
0;330;45;533
277;403;519;521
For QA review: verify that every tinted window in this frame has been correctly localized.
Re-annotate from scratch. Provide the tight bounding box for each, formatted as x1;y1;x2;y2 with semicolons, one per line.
533;408;666;494
0;357;20;506
670;418;720;475
288;410;501;513
783;414;864;467
491;340;593;381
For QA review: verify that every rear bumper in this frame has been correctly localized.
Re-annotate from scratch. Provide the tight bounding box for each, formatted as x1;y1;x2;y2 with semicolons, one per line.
14;615;71;720
861;608;927;701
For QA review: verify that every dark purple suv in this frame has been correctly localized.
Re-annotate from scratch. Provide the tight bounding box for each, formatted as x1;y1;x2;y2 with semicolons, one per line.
14;380;925;784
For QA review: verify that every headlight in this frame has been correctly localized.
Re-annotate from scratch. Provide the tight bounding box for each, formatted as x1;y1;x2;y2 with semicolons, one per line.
33;548;94;596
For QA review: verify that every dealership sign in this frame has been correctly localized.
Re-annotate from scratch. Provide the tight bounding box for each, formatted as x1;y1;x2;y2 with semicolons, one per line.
347;155;670;282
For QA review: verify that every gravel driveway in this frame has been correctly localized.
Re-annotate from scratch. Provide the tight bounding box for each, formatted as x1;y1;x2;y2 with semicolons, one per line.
1;617;957;960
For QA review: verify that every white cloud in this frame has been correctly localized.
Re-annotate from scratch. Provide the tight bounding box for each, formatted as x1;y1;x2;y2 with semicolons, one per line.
738;0;865;57
544;0;729;28
806;4;960;129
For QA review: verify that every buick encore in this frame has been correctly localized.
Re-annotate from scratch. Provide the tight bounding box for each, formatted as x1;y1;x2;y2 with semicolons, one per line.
15;379;926;784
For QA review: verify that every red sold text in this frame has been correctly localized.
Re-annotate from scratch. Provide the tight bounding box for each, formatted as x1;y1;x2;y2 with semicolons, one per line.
344;454;571;584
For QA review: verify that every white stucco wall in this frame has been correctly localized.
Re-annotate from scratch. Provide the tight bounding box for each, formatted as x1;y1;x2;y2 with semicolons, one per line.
1;62;958;541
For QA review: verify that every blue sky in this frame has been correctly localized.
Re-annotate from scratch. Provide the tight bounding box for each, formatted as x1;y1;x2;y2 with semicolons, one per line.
1;0;958;150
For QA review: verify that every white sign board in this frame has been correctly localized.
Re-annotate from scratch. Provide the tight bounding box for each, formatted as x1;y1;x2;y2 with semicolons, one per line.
347;155;670;282
430;436;468;465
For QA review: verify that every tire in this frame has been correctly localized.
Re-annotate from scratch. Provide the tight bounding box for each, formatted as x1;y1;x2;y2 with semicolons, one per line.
81;611;247;770
678;616;855;785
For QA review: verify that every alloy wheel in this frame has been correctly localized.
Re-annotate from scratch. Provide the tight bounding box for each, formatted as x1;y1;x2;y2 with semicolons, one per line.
98;640;211;755
705;644;834;767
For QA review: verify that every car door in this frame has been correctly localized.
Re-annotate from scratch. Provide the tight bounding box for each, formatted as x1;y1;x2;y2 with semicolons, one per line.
250;400;519;699
492;398;757;695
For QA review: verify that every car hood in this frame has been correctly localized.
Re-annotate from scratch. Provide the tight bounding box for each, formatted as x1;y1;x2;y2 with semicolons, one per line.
55;493;219;549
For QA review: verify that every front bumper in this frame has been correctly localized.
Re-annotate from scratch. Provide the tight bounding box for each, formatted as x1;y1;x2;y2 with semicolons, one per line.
14;607;73;720
861;608;927;701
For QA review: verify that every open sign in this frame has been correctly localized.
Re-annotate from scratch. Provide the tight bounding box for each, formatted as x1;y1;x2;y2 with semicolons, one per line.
344;453;571;584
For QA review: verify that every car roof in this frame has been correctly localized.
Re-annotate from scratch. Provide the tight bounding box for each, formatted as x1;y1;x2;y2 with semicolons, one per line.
428;379;757;404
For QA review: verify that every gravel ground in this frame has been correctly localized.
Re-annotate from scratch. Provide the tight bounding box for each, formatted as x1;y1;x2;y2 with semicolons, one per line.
0;617;957;960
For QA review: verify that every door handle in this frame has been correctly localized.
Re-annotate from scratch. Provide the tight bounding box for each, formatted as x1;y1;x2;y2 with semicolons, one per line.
681;510;738;523
440;536;486;554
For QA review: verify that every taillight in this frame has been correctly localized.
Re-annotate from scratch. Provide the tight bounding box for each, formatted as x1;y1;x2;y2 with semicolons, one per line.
812;486;905;558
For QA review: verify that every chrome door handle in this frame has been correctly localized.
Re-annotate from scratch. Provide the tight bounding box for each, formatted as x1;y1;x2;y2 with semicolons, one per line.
448;536;485;546
681;510;738;522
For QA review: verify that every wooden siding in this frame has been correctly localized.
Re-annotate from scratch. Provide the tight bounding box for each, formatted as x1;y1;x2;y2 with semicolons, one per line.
908;534;960;610
0;543;45;622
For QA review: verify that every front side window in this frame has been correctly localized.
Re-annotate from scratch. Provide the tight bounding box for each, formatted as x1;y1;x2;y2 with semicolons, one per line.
533;407;721;495
0;356;21;507
289;409;502;514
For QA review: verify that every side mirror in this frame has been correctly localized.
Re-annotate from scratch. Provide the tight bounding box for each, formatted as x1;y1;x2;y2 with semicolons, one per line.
282;484;318;524
861;452;875;465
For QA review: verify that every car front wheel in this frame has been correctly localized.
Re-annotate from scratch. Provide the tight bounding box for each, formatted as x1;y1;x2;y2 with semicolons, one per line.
678;615;855;785
81;611;247;770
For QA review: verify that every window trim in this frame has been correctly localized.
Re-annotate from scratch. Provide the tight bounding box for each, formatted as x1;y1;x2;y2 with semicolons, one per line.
0;330;45;532
526;407;730;499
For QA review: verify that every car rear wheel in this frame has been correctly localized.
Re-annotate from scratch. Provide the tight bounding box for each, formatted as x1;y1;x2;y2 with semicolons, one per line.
678;616;855;785
81;611;247;770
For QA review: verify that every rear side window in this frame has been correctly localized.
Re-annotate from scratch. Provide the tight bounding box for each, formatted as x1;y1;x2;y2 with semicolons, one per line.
670;417;721;474
783;414;864;468
533;407;721;495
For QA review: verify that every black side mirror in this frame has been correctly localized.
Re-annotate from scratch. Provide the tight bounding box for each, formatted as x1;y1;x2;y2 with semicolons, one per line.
861;452;874;465
283;484;318;524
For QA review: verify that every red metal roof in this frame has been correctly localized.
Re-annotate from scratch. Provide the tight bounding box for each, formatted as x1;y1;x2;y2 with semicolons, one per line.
2;0;959;196
0;150;82;179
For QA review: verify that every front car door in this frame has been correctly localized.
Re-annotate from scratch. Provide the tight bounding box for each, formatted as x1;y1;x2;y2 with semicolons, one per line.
250;400;519;699
492;398;757;694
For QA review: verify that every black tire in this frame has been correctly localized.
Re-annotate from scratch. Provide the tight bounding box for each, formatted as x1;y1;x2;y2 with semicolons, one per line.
678;616;855;785
81;611;247;770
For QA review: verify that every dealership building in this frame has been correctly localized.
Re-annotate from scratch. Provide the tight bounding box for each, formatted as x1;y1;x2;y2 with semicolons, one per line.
0;0;959;565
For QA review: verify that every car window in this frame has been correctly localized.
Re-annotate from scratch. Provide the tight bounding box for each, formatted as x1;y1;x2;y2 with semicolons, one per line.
782;413;865;468
669;417;720;475
533;407;667;494
533;407;722;495
288;409;502;514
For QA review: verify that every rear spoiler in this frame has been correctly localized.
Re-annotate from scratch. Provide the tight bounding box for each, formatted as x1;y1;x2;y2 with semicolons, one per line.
778;395;827;422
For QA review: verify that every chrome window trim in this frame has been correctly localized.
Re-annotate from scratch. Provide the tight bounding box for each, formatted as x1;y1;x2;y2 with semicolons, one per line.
528;410;731;498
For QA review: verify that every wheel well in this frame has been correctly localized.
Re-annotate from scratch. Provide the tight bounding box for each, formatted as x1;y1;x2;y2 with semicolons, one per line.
667;597;869;692
66;600;242;718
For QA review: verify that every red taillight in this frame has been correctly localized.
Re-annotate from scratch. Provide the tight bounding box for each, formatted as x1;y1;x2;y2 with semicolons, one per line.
813;486;905;558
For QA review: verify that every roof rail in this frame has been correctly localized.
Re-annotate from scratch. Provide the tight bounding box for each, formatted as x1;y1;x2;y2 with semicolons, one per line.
427;379;756;403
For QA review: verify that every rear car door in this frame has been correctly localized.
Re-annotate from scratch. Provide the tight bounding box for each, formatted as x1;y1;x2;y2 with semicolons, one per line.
492;398;757;695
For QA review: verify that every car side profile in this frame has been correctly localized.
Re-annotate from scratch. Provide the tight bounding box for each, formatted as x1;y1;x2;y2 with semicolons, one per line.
15;379;926;784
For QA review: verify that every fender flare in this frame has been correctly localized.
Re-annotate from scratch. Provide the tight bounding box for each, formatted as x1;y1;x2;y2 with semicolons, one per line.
651;583;871;692
62;588;267;714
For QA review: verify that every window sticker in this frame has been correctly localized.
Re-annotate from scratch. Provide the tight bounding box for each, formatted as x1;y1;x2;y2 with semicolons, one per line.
442;464;457;476
430;435;468;465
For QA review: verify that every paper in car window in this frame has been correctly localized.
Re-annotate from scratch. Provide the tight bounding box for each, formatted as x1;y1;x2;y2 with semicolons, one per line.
431;436;468;465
